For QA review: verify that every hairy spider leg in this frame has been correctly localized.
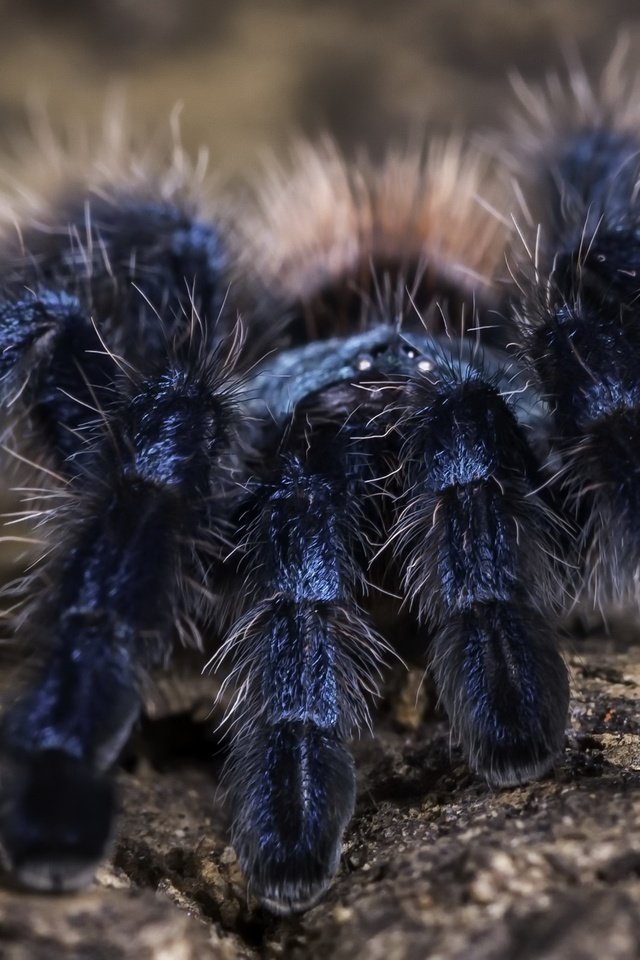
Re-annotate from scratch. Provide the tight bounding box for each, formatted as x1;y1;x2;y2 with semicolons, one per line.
390;367;569;786
0;197;236;890
0;184;237;472
219;406;388;915
517;125;640;606
0;291;116;467
0;360;233;890
2;193;231;366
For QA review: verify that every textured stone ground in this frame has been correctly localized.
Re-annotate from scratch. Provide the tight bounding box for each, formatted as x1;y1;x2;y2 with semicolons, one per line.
2;633;640;960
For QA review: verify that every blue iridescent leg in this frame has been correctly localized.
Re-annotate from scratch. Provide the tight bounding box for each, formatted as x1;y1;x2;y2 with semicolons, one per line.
0;291;116;467
392;369;569;786
518;127;640;604
2;193;231;365
220;433;385;914
0;361;231;889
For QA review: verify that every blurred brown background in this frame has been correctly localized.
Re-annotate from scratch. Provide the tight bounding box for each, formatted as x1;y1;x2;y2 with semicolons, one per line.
0;0;639;177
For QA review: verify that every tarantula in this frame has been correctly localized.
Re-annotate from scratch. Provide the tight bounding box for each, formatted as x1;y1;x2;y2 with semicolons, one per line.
0;64;635;915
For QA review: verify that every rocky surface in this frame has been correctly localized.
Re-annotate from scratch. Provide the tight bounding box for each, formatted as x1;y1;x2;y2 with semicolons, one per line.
2;633;640;959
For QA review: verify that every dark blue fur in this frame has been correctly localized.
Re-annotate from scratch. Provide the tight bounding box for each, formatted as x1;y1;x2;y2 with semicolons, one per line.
224;434;382;912
0;291;115;465
391;371;568;785
1;195;230;364
0;351;233;889
521;126;640;596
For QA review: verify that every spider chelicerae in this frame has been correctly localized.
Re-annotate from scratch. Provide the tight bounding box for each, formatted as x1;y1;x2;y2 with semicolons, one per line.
0;65;635;915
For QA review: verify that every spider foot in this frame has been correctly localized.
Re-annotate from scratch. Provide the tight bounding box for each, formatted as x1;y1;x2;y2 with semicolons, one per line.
0;749;115;891
440;607;569;790
230;724;356;915
469;734;560;789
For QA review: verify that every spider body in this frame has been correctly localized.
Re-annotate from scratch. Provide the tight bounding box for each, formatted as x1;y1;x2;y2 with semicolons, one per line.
0;68;637;914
